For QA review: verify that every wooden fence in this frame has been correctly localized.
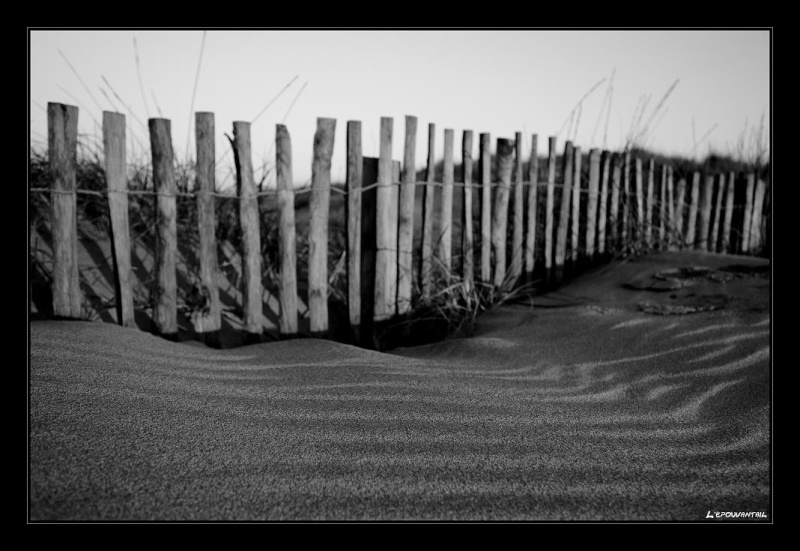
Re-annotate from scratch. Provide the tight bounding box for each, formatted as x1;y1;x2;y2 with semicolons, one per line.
34;102;772;349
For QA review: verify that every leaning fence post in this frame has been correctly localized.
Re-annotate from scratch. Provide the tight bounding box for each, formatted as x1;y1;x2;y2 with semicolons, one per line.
722;171;735;253
524;134;539;279
439;128;455;273
570;146;582;264
697;173;714;251
194;112;221;343
309;117;335;337
346;121;363;343
375;117;396;321
48;102;82;319
149;118;179;339
586;149;600;260
400;116;418;310
598;150;610;256
685;171;700;249
479;132;492;283
231;121;263;343
544;137;557;279
741;171;755;254
749;177;766;254
462;131;475;292
554;141;574;281
511;131;524;281
492;138;514;288
276;124;299;338
103;111;135;328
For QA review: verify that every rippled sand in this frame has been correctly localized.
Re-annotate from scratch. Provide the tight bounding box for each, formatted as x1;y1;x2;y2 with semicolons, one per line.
29;252;770;521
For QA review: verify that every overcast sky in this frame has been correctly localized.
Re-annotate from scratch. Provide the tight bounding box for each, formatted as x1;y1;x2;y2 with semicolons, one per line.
30;29;770;189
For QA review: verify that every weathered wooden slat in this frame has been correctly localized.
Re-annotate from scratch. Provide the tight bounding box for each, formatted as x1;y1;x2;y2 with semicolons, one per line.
570;146;582;263
658;163;667;250
103;111;135;328
749;178;767;253
722;171;735;253
511;131;524;281
710;173;725;253
309;117;336;336
231;121;263;342
621;151;631;248
492;138;514;288
439;128;455;273
360;157;379;348
399;116;418;311
419;121;434;299
524;134;539;279
48;102;82;319
609;153;621;251
634;157;644;244
194;112;221;343
597;150;610;255
586;148;600;259
346;121;363;342
276;124;299;338
461;131;474;292
554;141;574;280
675;177;687;248
666;166;675;250
645;159;654;248
697;174;714;251
375;117;396;321
544;137;556;277
479;132;492;283
741;172;755;253
685;171;700;249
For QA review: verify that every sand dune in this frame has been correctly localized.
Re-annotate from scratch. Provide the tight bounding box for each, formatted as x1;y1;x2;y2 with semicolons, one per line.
29;251;770;521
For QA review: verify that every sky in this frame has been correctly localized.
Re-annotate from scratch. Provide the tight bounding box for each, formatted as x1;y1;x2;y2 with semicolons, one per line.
29;29;770;190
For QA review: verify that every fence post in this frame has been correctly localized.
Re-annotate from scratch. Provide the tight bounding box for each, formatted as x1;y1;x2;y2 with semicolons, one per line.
440;128;455;273
479;132;492;283
675;177;686;248
544;137;557;280
276;124;299;338
598;150;610;256
634;157;644;245
360;157;378;348
621;151;631;248
554;141;574;281
666;166;675;250
741;171;755;253
685;171;700;249
103;111;135;328
400;116;418;311
750;177;767;254
419;122;434;299
492;138;514;288
375;117;396;321
722;171;735;253
346;121;363;343
511;131;524;281
710;173;725;253
231;121;263;342
586;149;600;260
570;146;582;264
524;134;539;279
609;153;621;252
149;118;179;338
309;117;335;336
645;159;654;248
658;163;667;250
697;173;714;251
194;112;221;343
461;131;474;293
48;102;82;319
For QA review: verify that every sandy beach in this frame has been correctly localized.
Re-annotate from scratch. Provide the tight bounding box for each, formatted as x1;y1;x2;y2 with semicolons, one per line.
29;251;770;521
